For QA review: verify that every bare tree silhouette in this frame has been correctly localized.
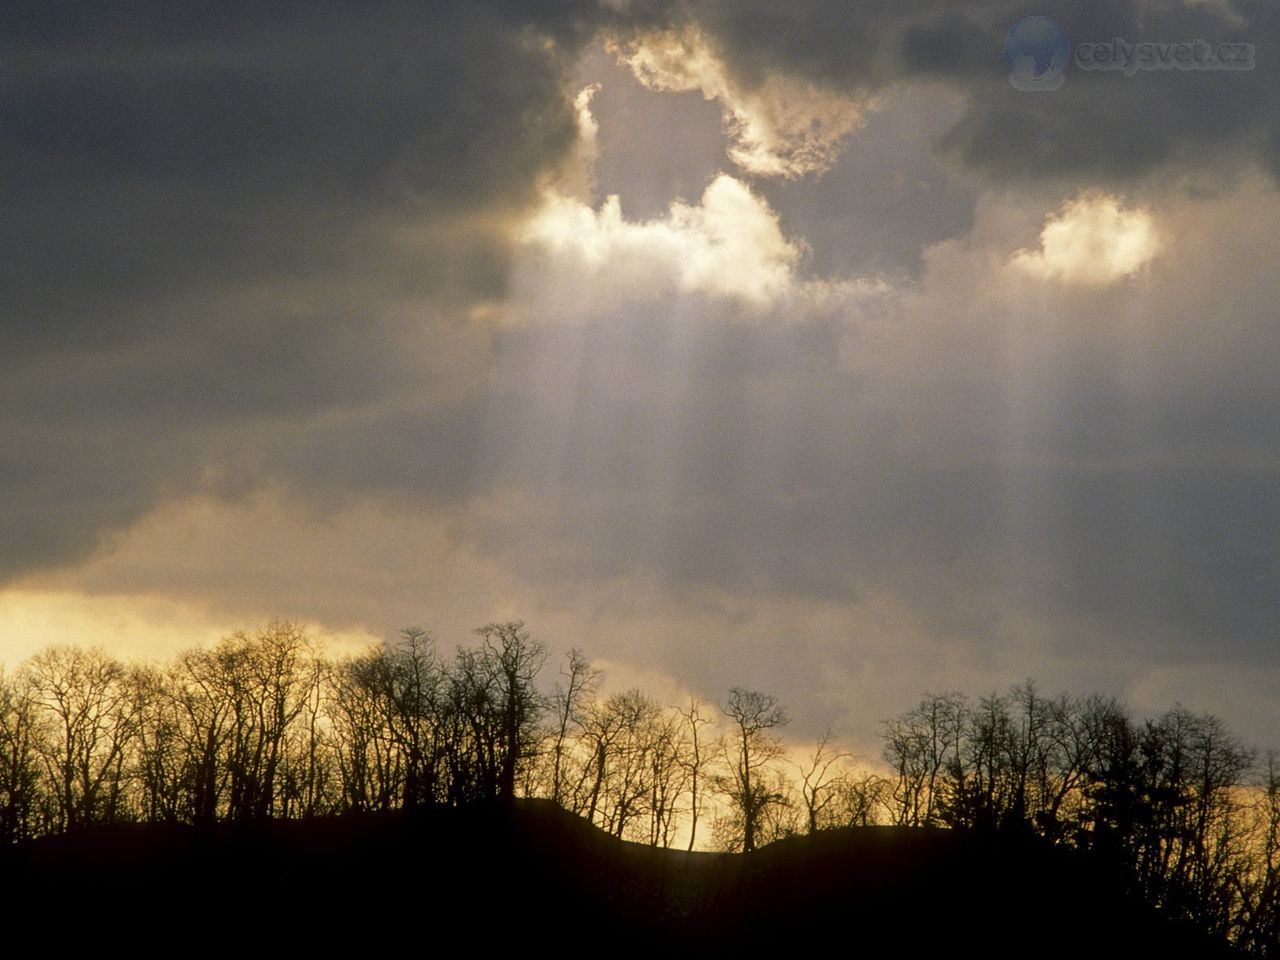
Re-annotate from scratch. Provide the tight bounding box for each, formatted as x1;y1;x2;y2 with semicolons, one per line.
717;687;789;853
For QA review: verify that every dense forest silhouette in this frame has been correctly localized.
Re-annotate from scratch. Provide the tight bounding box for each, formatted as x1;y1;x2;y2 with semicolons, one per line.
0;619;1276;955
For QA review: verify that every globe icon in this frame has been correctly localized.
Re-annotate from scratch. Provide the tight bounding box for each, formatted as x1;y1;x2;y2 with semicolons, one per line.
1005;17;1070;91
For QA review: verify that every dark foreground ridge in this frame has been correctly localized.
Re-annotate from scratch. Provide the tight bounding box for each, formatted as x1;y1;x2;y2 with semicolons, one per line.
0;800;1241;957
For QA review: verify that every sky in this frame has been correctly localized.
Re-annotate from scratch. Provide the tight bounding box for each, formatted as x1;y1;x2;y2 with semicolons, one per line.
2;1;1277;758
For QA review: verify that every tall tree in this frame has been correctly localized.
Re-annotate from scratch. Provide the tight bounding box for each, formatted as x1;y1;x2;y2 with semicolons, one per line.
474;622;547;802
718;687;789;853
217;622;318;821
882;692;966;827
681;696;713;851
27;646;141;829
795;730;854;834
0;668;44;842
547;648;597;808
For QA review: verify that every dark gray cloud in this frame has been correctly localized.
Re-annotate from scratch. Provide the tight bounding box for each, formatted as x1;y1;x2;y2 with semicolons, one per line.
0;1;595;575
476;330;1279;666
3;1;1279;754
617;0;1278;185
758;86;976;279
6;0;1273;579
462;170;1280;692
2;2;582;336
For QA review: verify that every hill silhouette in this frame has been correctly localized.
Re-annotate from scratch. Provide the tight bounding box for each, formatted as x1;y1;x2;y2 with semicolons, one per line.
0;800;1243;956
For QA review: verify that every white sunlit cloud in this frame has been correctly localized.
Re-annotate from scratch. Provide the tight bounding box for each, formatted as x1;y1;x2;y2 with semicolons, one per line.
1011;192;1161;286
510;85;887;324
609;28;875;179
514;84;799;316
519;172;802;315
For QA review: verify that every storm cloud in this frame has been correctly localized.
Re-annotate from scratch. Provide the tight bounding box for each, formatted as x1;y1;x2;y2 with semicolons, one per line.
2;1;1277;753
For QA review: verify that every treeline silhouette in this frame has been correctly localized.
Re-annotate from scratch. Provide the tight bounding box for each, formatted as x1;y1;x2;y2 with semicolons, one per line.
0;619;1276;954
